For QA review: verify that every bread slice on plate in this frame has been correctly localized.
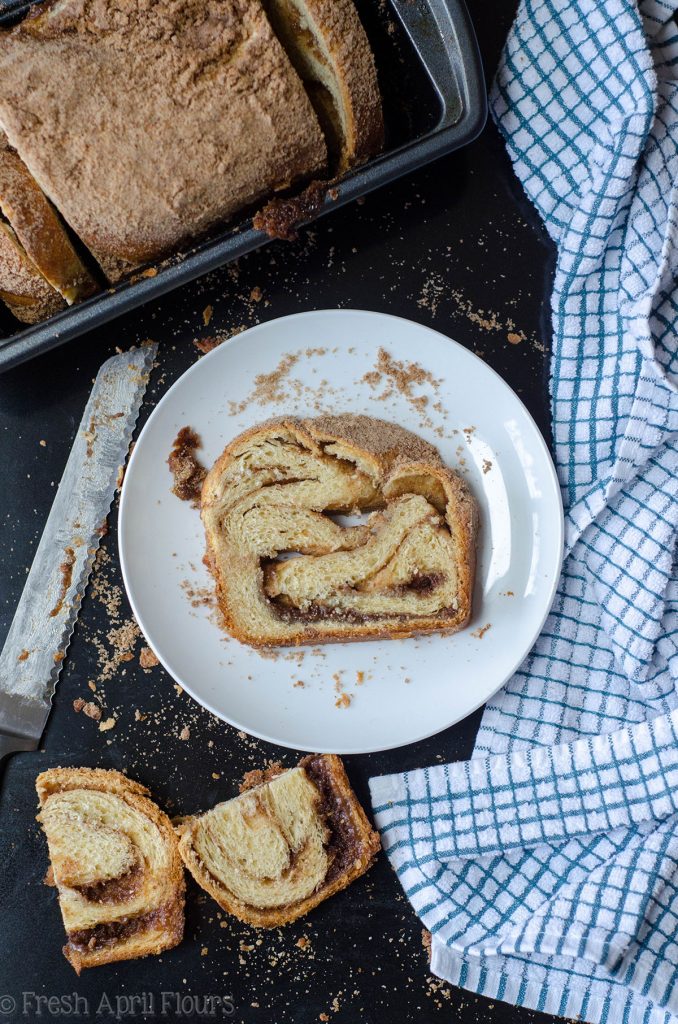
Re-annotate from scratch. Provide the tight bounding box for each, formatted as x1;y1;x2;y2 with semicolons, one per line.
263;0;383;171
0;130;96;319
0;0;327;282
36;768;185;973
177;754;380;926
201;414;477;647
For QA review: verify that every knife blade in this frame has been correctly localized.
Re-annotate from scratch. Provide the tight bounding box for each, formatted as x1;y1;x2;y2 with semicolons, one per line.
0;343;157;760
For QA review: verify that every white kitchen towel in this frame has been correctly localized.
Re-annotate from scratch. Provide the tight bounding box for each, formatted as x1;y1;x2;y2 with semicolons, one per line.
370;1;678;1020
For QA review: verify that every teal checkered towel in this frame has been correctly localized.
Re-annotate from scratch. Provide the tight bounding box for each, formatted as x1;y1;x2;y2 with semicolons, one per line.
369;1;678;1021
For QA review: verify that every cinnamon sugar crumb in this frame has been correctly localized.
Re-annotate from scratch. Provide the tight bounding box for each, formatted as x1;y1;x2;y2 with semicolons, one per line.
73;698;102;721
193;336;223;355
139;646;159;670
17;649;29;662
471;623;491;640
167;426;206;506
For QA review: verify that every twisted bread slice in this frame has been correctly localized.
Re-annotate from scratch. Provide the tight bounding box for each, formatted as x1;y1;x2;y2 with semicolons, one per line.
36;768;185;973
263;0;383;171
177;754;380;926
201;414;477;646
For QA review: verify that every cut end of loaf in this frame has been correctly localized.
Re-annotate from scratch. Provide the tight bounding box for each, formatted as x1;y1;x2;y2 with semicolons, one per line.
177;753;380;927
36;767;185;972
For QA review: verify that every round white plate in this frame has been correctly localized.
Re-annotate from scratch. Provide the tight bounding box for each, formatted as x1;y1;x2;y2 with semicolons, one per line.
119;310;563;754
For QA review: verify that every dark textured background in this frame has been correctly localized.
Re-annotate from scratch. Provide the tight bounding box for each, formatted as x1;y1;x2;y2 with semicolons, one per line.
0;1;563;1020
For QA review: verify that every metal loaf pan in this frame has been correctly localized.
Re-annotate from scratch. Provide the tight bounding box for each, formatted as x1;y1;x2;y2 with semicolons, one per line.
0;0;487;371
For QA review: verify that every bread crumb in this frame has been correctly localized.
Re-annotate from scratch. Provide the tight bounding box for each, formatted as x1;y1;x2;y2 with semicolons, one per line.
356;670;365;685
193;335;224;355
139;646;159;669
471;623;491;640
250;286;262;302
296;936;310;949
201;946;208;956
39;439;47;447
179;726;191;741
507;331;524;345
82;701;102;721
482;459;492;474
99;717;116;731
212;772;221;780
202;304;213;326
134;709;148;722
17;649;29;662
73;697;85;713
88;681;97;692
174;683;183;696
335;693;351;709
294;680;305;688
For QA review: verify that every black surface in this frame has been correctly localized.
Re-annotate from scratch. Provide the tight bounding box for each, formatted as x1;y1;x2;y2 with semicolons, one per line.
0;0;486;370
0;2;560;1022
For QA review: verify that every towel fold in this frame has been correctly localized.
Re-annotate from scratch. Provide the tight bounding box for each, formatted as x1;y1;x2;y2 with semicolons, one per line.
370;1;678;1020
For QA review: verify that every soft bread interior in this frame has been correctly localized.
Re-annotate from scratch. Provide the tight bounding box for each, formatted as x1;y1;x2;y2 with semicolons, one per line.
36;769;184;973
40;790;173;932
201;416;476;647
177;754;380;927
188;767;329;910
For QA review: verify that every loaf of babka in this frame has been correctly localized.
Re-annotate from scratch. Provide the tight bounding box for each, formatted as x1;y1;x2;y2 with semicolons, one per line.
200;414;477;647
176;754;380;926
36;768;185;973
0;0;328;283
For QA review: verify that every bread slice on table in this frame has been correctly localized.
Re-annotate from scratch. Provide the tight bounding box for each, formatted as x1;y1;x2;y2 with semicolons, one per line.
0;130;96;322
36;768;185;973
0;0;327;283
200;414;477;647
177;754;380;927
263;0;383;171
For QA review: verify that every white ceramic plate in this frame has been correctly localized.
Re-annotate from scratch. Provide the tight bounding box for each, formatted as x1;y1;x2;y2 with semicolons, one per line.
119;310;563;754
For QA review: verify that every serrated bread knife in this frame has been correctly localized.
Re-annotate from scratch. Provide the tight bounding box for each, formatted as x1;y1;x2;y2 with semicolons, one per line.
0;343;157;760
